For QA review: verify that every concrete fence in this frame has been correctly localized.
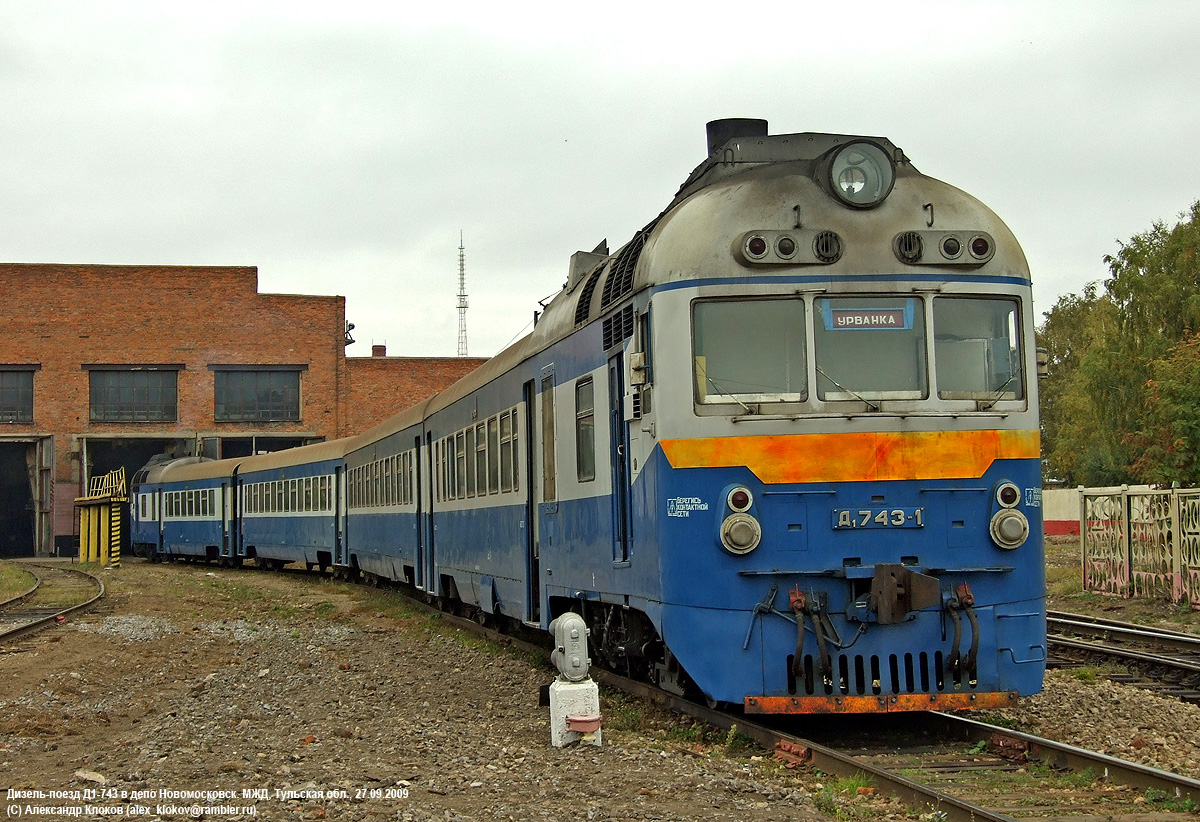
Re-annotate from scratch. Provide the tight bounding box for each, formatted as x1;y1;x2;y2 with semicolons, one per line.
1077;484;1200;606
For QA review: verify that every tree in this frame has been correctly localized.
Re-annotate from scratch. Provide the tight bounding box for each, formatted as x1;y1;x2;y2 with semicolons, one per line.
1038;201;1200;486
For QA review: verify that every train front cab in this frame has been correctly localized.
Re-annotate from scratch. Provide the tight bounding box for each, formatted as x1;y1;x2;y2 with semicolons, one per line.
645;283;1047;714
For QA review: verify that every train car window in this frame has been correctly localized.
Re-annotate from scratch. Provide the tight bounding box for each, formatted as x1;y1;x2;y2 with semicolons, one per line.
290;479;299;512
500;411;514;493
393;451;403;504
575;379;596;482
511;410;519;492
814;297;927;401
693;299;807;404
449;437;459;500
541;376;557;501
933;298;1024;401
475;424;488;496
303;478;312;511
465;428;476;498
275;481;284;513
488;416;500;494
402;453;411;505
455;432;467;498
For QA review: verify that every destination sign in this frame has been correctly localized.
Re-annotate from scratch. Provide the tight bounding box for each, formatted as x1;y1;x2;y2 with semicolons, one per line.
828;308;906;329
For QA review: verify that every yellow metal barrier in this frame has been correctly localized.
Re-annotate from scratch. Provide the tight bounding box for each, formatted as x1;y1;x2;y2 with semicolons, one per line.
75;467;127;568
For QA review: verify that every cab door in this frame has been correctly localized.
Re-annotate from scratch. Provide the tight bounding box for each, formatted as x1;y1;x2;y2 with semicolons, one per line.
608;353;631;565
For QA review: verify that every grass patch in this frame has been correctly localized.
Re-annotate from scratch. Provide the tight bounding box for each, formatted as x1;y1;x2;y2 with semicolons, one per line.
0;563;35;600
1046;563;1083;600
1146;787;1198;811
601;690;647;733
1071;666;1100;683
811;772;876;820
722;724;757;755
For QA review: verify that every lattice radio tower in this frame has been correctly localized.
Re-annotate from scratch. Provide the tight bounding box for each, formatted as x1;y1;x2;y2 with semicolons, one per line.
456;232;469;357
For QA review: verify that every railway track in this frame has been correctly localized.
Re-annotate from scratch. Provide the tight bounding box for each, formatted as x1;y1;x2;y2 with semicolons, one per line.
1048;609;1200;702
0;561;105;646
372;583;1200;821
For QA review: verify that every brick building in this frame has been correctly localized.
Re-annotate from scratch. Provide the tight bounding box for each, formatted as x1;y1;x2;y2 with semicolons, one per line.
0;263;485;557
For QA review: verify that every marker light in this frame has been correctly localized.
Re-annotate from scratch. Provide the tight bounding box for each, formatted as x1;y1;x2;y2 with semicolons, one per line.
829;141;895;208
996;482;1020;508
970;235;992;259
728;487;753;513
746;235;768;258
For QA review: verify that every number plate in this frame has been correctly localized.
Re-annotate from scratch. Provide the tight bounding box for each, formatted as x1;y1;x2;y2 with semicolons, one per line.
832;507;924;529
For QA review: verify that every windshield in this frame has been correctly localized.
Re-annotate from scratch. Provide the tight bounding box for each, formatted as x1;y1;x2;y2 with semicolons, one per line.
814;297;927;400
690;294;1025;410
693;299;807;403
933;297;1024;400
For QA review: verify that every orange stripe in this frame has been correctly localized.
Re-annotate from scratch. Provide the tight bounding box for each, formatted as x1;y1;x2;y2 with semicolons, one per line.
660;429;1040;484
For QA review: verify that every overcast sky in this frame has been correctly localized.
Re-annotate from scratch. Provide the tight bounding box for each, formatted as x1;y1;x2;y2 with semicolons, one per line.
2;1;1198;358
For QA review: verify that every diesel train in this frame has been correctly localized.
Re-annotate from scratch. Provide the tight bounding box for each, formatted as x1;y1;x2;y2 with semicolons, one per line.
131;118;1046;714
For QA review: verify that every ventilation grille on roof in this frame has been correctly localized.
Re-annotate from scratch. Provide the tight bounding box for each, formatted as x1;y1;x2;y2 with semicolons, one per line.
574;265;605;326
601;220;658;311
602;305;635;351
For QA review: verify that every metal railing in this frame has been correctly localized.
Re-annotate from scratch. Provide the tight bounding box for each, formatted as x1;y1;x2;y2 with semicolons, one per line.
74;467;128;568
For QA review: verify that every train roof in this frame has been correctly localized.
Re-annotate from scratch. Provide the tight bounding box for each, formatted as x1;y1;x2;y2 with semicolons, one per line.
144;456;228;484
233;436;366;474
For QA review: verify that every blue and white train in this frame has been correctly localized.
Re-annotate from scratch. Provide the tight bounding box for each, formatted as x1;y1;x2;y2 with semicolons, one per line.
131;119;1046;714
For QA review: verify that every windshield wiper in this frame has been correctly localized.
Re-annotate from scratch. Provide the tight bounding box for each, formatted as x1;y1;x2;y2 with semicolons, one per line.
815;365;880;412
977;372;1019;411
705;375;755;415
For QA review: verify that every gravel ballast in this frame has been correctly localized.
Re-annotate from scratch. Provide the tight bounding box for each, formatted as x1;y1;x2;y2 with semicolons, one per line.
2;555;1198;821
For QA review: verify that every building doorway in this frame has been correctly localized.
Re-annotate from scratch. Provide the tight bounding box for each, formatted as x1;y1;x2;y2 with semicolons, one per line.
0;441;36;557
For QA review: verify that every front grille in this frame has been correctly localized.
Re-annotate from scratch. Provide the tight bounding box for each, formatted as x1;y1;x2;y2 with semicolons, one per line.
787;651;971;696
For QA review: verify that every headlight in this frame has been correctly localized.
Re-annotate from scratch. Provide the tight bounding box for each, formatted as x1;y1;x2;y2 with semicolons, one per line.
829;141;895;208
990;509;1029;549
721;514;762;554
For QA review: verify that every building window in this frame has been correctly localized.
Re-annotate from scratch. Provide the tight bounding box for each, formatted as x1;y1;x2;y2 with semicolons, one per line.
0;370;34;423
89;369;178;422
214;370;300;422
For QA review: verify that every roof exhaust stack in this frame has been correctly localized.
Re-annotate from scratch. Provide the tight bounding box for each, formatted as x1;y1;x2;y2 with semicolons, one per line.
706;118;769;155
